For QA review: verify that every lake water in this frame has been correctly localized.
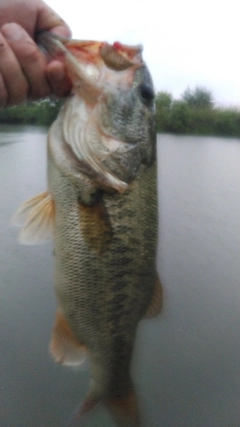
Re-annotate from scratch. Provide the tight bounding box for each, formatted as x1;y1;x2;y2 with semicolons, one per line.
1;126;240;427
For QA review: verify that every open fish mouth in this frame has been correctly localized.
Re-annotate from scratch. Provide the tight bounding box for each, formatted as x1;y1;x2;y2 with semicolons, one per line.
37;31;145;105
37;31;143;71
37;32;154;193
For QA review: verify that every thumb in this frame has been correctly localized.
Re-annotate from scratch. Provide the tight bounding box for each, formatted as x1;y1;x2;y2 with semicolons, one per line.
36;2;72;38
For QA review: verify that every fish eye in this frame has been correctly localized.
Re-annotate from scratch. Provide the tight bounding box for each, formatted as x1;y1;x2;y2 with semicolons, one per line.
138;83;155;104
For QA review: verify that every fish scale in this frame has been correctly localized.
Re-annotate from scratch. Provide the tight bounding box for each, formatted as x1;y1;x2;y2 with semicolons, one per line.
51;156;157;343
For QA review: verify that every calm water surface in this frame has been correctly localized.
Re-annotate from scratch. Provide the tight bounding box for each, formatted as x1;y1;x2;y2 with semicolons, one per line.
1;126;240;427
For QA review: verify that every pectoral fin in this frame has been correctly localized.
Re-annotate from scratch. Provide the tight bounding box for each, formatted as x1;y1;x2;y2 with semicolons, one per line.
144;276;163;319
50;309;86;366
11;191;55;245
78;196;113;254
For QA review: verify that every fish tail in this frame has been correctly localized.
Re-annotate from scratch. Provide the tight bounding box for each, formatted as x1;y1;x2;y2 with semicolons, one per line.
64;396;98;427
64;395;99;427
104;390;141;427
65;388;141;427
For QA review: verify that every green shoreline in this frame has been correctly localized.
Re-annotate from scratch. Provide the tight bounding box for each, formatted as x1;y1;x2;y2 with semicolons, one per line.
156;87;240;137
1;87;240;138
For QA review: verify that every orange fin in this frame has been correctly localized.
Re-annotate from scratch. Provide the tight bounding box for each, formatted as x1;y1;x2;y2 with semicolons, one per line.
11;191;55;245
144;276;163;319
50;309;86;366
78;198;113;254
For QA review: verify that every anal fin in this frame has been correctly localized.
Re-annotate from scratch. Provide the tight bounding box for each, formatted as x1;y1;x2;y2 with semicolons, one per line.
144;276;163;319
50;309;86;366
11;191;55;245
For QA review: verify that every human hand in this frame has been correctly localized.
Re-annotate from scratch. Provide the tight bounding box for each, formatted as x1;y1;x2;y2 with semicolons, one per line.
0;0;72;109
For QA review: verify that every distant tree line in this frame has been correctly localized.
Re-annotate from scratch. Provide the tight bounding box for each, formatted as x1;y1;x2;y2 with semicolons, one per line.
0;99;62;127
0;87;240;137
156;87;240;137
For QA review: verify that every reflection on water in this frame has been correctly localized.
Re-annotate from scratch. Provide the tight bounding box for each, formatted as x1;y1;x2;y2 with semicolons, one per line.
1;128;240;427
0;124;47;146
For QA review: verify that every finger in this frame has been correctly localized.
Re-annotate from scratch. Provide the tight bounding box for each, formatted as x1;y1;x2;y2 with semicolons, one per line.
0;72;8;110
37;2;72;38
0;31;29;107
1;23;51;101
46;61;72;98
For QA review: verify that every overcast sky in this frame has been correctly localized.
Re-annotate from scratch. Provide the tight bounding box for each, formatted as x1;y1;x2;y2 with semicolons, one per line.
46;0;240;107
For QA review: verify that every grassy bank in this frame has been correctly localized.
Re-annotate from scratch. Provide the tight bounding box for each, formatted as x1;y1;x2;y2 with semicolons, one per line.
0;87;240;137
0;99;62;127
156;87;240;137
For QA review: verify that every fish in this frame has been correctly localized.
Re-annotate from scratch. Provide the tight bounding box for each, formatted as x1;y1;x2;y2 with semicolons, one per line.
12;32;162;427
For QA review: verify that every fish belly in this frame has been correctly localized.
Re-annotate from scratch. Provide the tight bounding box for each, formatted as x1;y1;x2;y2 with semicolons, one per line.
48;151;157;391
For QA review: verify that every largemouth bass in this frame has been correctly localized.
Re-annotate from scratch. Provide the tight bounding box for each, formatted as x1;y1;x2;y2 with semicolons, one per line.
13;33;162;427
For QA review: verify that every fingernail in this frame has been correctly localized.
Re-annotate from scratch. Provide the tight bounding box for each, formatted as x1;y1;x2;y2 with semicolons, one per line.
1;23;24;41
